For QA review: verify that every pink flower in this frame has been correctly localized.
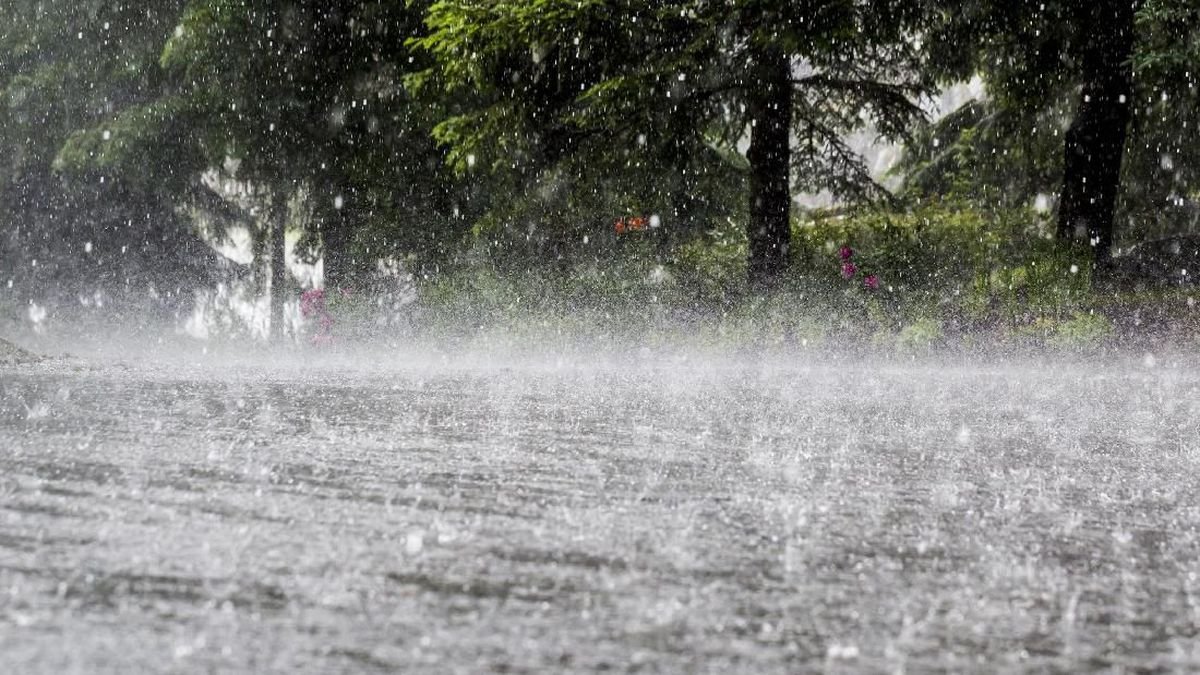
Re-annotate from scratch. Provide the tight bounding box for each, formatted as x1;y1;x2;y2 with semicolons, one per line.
300;289;326;317
864;274;880;290
841;262;857;279
839;245;854;261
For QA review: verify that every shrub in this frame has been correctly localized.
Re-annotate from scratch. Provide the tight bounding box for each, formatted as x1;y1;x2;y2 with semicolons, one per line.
793;200;1092;333
401;200;1187;350
896;317;945;351
1049;311;1114;348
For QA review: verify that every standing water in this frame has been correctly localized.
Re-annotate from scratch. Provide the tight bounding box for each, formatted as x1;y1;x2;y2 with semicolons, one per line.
2;350;1199;672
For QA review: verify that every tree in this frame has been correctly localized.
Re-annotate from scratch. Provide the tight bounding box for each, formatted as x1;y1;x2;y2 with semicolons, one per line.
54;0;478;338
1054;0;1139;263
154;0;479;288
1126;0;1200;241
0;0;221;325
909;1;1200;271
414;0;931;289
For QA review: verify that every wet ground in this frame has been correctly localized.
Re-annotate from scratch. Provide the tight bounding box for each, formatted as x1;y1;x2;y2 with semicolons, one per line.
2;351;1200;672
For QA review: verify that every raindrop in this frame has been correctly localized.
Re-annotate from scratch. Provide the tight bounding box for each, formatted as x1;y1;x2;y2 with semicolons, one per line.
827;643;860;660
405;530;425;555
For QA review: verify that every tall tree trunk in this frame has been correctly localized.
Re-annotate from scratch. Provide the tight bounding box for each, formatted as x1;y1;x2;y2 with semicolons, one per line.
320;184;354;291
269;192;288;342
746;46;793;291
1056;0;1137;268
251;212;269;336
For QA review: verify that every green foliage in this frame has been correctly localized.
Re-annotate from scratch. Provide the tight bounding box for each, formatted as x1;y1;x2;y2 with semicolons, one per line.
910;0;1200;246
55;96;208;190
896;318;945;351
1046;311;1114;348
411;201;1138;350
895;99;1068;209
1136;0;1200;75
3;0;1198;340
0;0;220;310
1124;0;1200;239
412;0;932;275
795;201;1095;332
672;218;748;306
281;190;1200;354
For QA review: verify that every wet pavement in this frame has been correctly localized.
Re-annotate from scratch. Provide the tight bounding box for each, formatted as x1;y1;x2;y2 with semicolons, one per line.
2;353;1200;672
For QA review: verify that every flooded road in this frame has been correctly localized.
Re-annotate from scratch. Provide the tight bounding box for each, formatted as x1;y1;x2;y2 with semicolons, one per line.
2;353;1200;672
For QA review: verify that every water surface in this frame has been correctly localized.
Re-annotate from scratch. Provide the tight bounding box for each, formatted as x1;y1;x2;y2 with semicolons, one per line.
2;353;1199;672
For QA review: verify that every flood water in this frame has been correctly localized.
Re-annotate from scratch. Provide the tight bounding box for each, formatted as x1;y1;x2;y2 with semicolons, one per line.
2;351;1200;672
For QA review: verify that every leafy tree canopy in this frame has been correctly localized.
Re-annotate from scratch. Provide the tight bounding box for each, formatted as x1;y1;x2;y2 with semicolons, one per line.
413;0;934;283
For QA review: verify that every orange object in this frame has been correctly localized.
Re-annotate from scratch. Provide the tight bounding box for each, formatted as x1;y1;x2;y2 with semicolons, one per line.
614;216;650;235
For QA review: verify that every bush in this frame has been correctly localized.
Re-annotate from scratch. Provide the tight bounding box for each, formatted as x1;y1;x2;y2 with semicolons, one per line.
896;317;946;351
400;200;1191;351
671;217;748;306
1049;311;1114;348
793;200;1093;334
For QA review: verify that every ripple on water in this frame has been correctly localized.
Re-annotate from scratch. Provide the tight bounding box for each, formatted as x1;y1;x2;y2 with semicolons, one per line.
1;359;1200;671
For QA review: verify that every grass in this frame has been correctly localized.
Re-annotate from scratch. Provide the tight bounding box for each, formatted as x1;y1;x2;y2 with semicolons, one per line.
392;201;1200;355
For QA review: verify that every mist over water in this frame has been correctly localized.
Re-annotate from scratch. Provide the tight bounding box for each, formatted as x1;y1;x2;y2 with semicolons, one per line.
3;333;1199;672
3;0;1199;668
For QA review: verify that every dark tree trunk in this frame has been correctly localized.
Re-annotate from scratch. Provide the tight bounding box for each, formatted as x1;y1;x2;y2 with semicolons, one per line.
1056;0;1137;267
322;211;351;291
269;192;288;342
319;181;356;292
251;210;268;327
746;46;793;291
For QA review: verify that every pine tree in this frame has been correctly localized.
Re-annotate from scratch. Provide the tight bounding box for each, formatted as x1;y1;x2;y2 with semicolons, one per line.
0;0;214;318
414;0;931;290
908;0;1200;273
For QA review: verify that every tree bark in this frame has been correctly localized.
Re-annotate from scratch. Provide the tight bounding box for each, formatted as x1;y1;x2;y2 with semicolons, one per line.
746;46;793;291
1056;0;1138;267
269;192;288;342
320;184;354;292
